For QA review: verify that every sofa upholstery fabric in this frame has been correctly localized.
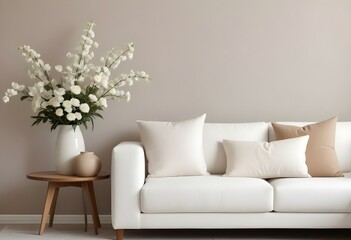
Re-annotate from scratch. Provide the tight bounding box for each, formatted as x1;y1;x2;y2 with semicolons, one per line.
269;176;351;212
141;175;273;213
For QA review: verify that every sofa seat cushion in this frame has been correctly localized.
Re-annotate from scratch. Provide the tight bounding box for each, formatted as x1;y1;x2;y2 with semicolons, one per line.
269;175;351;212
141;175;273;213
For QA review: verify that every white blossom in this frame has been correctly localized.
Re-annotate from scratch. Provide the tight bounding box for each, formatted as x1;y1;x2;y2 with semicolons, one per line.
35;82;44;91
93;74;102;83
70;85;81;95
54;88;65;96
99;97;107;108
118;90;124;96
66;52;73;58
88;29;95;38
44;64;51;71
51;78;58;86
28;86;38;97
66;113;76;121
66;66;73;72
62;100;71;108
75;112;82;120
42;90;53;99
11;82;25;91
32;96;42;112
82;48;89;56
64;106;72;113
41;101;48;108
57;96;64;103
89;94;97;102
125;91;131;102
127;78;134;86
101;79;109;89
86;38;93;45
48;97;61;107
2;96;9;103
110;88;117;95
55;65;63;72
79;103;90;113
70;98;80;107
6;89;17;97
128;42;134;52
55;108;64;117
27;70;36;79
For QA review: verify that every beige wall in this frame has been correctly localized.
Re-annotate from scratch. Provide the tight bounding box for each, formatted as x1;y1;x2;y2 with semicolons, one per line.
1;0;351;214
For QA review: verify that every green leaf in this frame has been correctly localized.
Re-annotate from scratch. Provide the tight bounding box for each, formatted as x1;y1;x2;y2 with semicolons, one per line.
90;117;95;131
20;96;29;101
44;85;52;91
93;112;103;119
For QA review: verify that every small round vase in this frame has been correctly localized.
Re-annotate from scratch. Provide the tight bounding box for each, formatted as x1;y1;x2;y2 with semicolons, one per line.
54;125;85;175
73;152;101;177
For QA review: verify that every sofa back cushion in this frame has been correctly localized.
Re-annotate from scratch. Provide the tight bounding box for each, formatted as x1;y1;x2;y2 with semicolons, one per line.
203;122;269;174
269;122;351;173
138;114;208;177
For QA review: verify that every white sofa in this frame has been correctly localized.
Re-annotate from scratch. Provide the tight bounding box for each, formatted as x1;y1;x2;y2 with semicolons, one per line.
111;121;351;240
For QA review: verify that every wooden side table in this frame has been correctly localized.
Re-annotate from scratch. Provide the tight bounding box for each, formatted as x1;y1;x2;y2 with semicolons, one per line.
27;171;110;235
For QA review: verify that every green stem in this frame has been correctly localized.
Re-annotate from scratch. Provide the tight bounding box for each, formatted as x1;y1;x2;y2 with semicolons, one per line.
107;47;130;69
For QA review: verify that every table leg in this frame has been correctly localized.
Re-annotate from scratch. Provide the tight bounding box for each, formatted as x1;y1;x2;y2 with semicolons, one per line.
39;182;56;235
49;187;59;227
82;181;101;235
81;187;88;232
87;181;101;228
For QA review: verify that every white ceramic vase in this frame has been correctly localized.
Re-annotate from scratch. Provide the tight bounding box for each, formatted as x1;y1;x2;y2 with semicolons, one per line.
54;125;85;175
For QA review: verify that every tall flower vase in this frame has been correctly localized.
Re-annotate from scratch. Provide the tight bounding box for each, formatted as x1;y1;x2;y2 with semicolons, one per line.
54;125;85;175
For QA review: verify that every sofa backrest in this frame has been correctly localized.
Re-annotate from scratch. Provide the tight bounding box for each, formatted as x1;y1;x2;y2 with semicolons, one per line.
268;122;351;173
203;122;269;174
203;122;351;174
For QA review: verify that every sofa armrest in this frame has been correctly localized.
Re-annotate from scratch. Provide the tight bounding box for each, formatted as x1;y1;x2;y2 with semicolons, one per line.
111;141;145;229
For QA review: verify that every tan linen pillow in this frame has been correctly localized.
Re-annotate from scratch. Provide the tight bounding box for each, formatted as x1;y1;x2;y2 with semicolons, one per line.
272;117;343;177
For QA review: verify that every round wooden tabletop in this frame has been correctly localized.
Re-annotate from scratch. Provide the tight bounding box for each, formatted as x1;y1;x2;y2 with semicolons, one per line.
27;171;110;182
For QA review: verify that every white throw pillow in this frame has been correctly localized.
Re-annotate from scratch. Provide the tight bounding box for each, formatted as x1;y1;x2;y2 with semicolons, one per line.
223;136;311;178
137;114;209;177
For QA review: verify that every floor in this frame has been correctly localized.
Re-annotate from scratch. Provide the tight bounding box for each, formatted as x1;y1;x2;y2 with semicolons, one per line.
0;224;351;239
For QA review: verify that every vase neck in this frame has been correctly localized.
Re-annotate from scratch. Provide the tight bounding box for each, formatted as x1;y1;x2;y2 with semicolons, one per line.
59;125;80;131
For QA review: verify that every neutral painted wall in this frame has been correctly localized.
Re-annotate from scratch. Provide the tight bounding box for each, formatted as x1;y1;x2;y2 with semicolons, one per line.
1;0;351;215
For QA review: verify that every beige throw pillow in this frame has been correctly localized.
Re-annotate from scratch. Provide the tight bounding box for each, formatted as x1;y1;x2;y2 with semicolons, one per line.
137;114;208;177
272;117;343;177
223;136;311;179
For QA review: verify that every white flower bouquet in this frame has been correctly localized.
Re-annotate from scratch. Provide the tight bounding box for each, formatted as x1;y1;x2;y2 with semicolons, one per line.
3;21;150;130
